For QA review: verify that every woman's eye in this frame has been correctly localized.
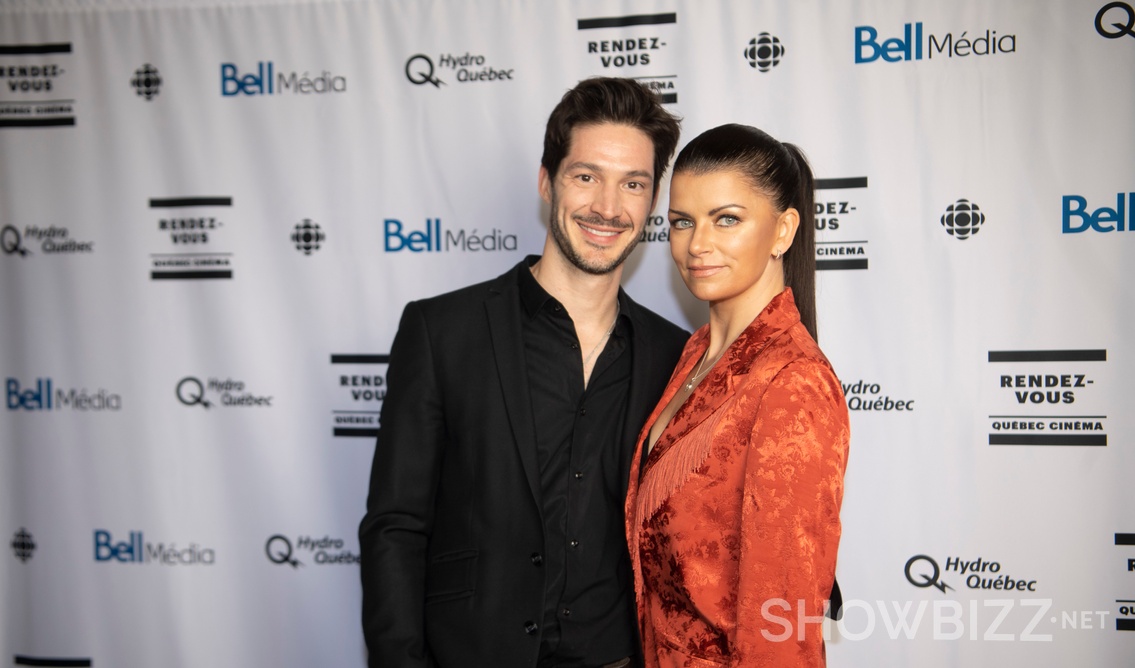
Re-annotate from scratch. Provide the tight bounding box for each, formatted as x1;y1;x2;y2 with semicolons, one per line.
717;215;740;227
669;218;692;230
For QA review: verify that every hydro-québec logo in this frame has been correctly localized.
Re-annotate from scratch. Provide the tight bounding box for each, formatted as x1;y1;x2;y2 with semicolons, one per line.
383;218;518;253
855;22;1017;63
220;61;346;96
94;529;215;565
1063;193;1134;233
6;377;122;411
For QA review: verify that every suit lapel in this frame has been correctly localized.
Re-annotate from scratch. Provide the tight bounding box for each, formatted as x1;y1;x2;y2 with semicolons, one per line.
643;332;736;471
484;277;542;507
645;290;800;473
621;300;663;464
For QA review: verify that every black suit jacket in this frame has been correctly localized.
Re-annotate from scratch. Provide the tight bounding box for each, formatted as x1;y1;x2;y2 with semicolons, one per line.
359;260;688;667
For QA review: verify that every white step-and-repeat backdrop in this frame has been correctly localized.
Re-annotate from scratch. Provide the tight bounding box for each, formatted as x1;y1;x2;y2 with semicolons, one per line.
2;0;1132;665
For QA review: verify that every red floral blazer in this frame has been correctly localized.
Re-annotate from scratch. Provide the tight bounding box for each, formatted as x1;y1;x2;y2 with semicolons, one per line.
626;290;849;667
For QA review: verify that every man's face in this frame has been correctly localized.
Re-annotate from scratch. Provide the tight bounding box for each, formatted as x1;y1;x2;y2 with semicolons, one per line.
539;123;657;275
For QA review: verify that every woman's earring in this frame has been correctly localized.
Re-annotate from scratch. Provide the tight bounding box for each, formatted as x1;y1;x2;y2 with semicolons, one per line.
773;248;782;260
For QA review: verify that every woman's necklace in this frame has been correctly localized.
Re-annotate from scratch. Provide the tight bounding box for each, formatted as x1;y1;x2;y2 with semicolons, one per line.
685;347;723;391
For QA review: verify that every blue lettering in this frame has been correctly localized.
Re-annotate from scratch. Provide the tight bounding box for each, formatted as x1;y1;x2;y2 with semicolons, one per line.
1063;196;1090;233
854;26;880;63
384;218;439;252
384;219;407;251
6;378;51;410
220;64;240;96
94;530;141;562
220;62;274;96
1095;199;1119;232
856;23;923;63
882;36;907;62
94;530;113;560
1063;193;1133;233
6;378;19;409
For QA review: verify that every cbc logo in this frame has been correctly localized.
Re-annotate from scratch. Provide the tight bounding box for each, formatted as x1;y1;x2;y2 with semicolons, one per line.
131;63;162;101
940;199;986;240
292;219;325;255
745;33;785;72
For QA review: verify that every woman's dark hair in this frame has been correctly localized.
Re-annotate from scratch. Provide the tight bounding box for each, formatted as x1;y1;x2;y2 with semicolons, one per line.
672;124;818;340
541;77;681;199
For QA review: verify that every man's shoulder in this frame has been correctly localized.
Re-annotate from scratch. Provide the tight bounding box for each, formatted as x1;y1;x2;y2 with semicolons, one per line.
622;294;689;348
407;264;519;315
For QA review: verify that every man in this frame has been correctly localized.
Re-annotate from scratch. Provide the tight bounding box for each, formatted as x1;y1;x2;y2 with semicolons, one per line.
359;77;686;667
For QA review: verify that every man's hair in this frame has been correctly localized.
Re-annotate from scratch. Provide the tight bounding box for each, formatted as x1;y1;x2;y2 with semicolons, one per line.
541;77;681;198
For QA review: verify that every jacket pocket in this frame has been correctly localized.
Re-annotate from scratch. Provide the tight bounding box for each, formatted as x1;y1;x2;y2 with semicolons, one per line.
425;548;478;604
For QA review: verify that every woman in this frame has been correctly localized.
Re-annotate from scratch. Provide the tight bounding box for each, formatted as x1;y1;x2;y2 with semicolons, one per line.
626;124;849;667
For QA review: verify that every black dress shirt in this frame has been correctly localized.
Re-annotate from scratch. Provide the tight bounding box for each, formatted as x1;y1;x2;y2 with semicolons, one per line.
518;258;636;667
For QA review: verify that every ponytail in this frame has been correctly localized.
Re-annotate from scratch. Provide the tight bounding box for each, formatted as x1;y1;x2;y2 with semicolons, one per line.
780;143;817;341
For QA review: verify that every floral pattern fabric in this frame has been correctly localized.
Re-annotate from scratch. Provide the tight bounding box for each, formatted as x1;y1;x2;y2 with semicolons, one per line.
626;290;850;668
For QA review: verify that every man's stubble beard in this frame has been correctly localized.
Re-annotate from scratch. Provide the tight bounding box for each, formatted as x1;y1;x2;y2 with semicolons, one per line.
547;186;642;276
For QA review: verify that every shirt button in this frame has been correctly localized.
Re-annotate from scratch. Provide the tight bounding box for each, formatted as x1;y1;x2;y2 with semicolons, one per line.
524;621;539;635
574;471;584;480
530;552;543;566
561;608;572;618
570;343;579;350
579;408;587;416
569;540;579;549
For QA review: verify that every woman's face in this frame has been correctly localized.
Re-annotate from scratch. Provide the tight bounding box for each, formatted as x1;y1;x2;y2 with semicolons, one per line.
667;169;798;310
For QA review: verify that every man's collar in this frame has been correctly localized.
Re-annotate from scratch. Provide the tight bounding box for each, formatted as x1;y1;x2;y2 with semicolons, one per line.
518;254;555;317
517;254;631;326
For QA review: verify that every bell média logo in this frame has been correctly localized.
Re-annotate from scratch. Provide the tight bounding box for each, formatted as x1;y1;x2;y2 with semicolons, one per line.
382;216;518;253
94;529;215;565
149;196;234;280
331;354;387;438
854;21;1017;64
1062;191;1133;233
986;349;1107;446
6;377;122;411
221;61;347;96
